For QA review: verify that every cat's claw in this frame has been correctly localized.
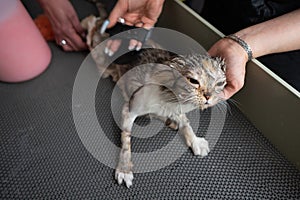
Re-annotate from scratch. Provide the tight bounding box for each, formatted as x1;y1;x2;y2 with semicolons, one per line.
115;170;134;188
191;137;210;157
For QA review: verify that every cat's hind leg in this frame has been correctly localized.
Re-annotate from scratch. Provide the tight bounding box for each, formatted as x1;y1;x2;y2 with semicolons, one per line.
116;103;136;188
178;114;210;157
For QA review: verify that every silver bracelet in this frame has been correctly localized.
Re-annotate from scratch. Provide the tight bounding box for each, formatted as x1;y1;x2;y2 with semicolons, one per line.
225;34;253;61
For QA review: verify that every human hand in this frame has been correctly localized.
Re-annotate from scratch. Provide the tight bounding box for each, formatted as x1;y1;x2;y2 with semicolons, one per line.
103;0;165;55
108;0;165;29
208;38;248;99
37;0;87;51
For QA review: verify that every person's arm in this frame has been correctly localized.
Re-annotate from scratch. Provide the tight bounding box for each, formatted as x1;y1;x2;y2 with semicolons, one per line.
209;9;300;99
238;9;300;58
36;0;87;51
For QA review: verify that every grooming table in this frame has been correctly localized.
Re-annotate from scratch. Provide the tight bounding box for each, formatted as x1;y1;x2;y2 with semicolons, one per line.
1;0;299;199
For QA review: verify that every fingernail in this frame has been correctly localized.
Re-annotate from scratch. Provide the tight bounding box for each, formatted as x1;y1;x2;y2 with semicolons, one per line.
104;47;109;54
108;50;114;57
117;17;125;24
128;45;135;51
136;45;142;51
100;19;110;34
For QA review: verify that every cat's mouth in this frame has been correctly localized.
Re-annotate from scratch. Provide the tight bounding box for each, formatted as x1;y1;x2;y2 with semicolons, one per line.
198;97;218;110
196;100;209;110
200;104;210;110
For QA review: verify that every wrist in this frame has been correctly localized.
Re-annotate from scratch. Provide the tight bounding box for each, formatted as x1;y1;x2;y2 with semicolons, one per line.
234;26;270;59
225;34;253;61
221;37;249;63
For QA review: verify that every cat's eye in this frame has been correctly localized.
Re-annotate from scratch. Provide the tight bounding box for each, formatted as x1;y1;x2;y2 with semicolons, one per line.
187;77;199;85
216;81;226;87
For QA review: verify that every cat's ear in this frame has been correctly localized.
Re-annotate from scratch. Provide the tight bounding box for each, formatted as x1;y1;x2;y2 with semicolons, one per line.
220;59;226;73
214;57;226;72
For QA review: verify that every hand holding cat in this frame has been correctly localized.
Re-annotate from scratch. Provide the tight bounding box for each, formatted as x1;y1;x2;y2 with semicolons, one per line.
37;0;87;51
208;38;248;99
209;8;300;99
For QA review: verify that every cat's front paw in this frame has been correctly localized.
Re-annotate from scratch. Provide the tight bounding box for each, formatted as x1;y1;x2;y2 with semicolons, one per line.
115;169;134;188
191;137;210;157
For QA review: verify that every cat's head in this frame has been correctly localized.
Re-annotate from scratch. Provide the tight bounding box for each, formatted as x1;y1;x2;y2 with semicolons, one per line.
170;54;226;110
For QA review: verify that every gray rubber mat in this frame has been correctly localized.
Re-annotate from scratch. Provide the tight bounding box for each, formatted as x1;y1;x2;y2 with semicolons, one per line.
1;1;300;199
1;41;300;200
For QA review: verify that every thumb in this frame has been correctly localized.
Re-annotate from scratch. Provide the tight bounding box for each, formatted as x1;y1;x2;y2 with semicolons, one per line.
207;44;218;57
220;86;234;100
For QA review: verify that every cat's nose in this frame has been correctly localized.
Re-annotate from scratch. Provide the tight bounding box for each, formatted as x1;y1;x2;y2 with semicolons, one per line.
204;93;211;100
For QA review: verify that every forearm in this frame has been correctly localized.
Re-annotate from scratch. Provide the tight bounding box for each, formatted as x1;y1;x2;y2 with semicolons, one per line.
235;9;300;58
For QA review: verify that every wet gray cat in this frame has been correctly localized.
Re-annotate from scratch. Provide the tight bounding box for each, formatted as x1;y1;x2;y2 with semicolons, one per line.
81;14;226;188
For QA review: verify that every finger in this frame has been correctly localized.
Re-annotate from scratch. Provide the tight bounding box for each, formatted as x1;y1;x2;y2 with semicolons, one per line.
115;16;136;27
106;39;122;56
220;87;234;100
69;14;86;38
142;22;155;30
207;41;222;57
62;44;73;52
68;32;88;51
74;40;88;51
105;39;113;53
135;22;144;28
221;79;244;99
141;16;157;30
207;47;217;57
135;41;142;51
73;21;86;38
116;13;148;28
57;33;87;51
122;13;142;26
100;19;110;34
56;38;72;51
128;39;139;51
57;38;73;51
107;1;128;28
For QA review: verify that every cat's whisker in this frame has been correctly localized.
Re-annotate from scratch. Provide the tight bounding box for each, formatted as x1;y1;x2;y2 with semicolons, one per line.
215;103;222;113
215;102;227;115
222;99;240;116
217;100;230;113
182;96;198;105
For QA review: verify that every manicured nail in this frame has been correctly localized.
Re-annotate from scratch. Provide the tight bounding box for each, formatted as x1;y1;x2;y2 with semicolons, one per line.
117;17;125;24
128;45;135;51
108;50;114;57
135;45;142;51
100;19;110;34
104;47;109;54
